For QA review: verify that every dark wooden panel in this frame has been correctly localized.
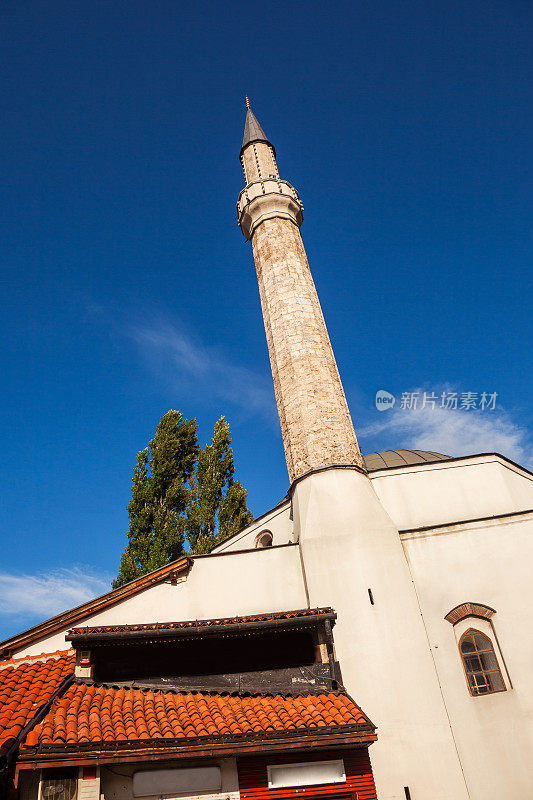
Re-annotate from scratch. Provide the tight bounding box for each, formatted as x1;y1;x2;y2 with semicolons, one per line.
92;629;318;684
117;663;336;694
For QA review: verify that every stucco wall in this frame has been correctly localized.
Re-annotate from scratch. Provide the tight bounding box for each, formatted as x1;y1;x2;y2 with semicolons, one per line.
292;467;470;800
370;456;533;530
15;545;307;658
211;501;293;553
402;511;533;799
215;456;533;556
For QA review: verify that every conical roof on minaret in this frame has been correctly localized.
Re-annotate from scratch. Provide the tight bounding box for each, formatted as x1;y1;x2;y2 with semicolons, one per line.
241;97;275;155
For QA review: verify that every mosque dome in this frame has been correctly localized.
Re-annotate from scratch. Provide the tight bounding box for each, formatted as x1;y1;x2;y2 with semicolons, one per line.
363;450;451;471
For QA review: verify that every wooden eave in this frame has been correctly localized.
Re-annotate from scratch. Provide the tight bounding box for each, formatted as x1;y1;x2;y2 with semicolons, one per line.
66;609;337;647
0;558;192;658
16;725;377;773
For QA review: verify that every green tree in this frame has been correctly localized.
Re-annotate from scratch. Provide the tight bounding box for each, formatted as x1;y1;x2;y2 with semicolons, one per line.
185;416;254;554
113;410;198;587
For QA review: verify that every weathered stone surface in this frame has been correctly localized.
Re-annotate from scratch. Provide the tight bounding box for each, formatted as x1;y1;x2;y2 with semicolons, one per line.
248;214;362;481
242;140;278;183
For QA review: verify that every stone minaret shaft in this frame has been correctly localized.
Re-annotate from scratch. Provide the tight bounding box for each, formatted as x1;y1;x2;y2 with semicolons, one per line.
237;101;363;482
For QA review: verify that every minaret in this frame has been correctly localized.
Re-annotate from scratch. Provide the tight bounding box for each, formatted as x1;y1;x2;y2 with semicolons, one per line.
237;99;363;483
237;102;471;799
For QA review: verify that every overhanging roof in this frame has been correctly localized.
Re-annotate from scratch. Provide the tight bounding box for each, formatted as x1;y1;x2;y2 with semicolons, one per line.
66;607;336;645
18;682;376;765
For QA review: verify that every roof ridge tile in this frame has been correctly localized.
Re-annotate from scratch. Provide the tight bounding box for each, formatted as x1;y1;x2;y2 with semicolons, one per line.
0;649;75;670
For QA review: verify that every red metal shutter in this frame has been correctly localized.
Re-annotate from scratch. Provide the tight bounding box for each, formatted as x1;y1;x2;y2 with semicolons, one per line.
237;748;377;800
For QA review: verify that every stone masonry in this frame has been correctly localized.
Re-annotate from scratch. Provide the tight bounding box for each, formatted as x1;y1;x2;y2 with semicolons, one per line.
251;217;362;481
237;114;363;482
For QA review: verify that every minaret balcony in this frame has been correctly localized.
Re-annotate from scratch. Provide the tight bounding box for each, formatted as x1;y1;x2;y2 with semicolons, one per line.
237;178;304;240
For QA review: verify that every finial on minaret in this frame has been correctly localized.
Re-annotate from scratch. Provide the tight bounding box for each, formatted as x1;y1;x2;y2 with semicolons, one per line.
241;100;272;154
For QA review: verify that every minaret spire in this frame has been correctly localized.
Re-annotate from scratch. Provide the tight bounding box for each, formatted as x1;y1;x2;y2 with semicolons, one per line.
236;103;363;481
241;99;272;155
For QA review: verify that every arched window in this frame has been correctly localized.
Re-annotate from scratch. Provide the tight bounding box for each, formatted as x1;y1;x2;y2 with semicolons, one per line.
255;530;273;548
459;629;505;696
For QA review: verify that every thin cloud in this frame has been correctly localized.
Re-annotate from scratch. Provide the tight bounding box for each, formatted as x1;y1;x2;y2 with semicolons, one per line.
360;389;531;467
0;567;110;620
128;318;278;425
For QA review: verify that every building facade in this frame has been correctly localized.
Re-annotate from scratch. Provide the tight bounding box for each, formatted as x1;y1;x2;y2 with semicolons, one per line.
1;103;532;800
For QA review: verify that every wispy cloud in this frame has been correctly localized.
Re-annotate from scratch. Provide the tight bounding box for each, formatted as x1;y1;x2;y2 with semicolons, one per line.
128;317;277;424
0;567;110;621
360;389;531;467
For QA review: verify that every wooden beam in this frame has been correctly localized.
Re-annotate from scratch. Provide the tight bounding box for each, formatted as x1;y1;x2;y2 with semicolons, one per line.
16;731;377;772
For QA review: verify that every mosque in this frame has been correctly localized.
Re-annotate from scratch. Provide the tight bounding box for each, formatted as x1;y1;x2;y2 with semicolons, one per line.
0;102;532;800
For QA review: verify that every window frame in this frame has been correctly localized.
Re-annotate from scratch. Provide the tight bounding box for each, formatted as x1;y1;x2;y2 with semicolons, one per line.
255;530;273;548
458;627;506;697
266;759;346;789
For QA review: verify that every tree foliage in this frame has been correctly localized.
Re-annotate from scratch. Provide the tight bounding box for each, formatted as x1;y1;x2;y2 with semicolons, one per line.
113;411;253;587
185;416;254;554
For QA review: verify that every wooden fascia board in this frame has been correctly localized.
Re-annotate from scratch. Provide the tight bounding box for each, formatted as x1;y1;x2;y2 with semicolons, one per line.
16;730;377;772
66;613;338;646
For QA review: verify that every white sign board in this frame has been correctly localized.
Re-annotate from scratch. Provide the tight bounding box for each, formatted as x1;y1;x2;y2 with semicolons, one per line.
267;760;346;789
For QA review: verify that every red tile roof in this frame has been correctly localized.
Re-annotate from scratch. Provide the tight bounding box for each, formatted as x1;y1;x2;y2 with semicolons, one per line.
67;607;335;638
22;683;373;753
0;651;75;753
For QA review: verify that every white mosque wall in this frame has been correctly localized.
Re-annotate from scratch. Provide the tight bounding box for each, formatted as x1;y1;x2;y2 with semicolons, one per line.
213;456;533;559
292;467;470;800
211;500;293;552
15;544;307;658
402;511;533;799
370;455;533;531
12;459;533;799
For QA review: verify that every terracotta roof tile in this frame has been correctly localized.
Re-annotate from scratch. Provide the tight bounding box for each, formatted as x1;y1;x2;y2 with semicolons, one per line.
68;608;334;638
21;682;371;752
0;651;75;752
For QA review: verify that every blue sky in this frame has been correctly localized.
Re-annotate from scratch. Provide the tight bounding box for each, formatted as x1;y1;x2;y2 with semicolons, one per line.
1;0;531;640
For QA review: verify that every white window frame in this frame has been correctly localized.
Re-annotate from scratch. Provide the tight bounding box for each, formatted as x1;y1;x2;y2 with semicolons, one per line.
266;760;346;789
